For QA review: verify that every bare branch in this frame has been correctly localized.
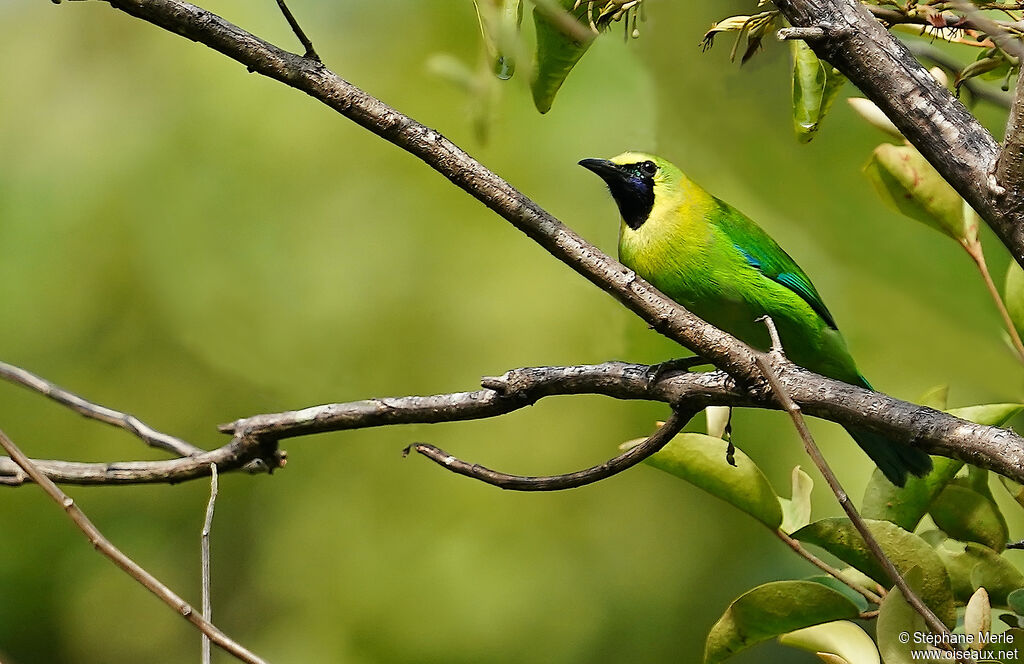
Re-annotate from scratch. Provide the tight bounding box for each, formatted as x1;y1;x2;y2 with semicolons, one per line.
0;436;281;486
0;429;265;664
201;464;219;664
0;360;204;458
274;0;319;61
403;407;693;490
226;361;1024;482
753;318;960;656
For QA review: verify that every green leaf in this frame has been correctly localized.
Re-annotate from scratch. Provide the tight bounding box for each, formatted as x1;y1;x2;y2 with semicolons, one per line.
473;0;523;80
948;403;1024;428
793;518;957;626
779;465;814;534
791;40;846;143
863;142;970;242
934;539;1024;606
877;568;934;664
804;575;870;613
641;432;783;529
930;480;1009;552
999;476;1024;509
971;553;1024;608
1007;587;1024;615
861;457;961;532
530;1;595;113
918;384;950;410
778;620;879;664
1005;262;1024;342
703;581;861;664
861;403;1021;532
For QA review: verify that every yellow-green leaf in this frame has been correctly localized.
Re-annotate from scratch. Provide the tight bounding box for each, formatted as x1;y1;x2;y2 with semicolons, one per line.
640;432;783;529
877;568;934;664
792;40;846;143
965;588;992;651
778;621;879;664
930;480;1009;552
530;1;595;113
861;403;1021;532
847;98;902;140
704;581;861;664
779;465;814;535
1004;262;1024;342
793;518;957;626
934;539;1024;606
863;142;970;242
473;0;523;80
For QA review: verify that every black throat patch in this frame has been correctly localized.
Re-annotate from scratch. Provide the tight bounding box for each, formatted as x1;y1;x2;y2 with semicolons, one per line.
606;163;655;230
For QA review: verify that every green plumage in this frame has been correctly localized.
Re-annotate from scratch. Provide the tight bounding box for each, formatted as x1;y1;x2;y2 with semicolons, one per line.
582;152;931;486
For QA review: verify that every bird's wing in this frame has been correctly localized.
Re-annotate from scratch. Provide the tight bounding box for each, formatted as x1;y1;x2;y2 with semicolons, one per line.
716;200;838;330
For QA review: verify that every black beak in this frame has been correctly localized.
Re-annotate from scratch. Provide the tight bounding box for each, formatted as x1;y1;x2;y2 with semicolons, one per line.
578;158;626;184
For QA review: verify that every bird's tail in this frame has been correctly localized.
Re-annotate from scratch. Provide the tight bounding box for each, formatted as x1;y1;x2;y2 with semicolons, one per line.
844;374;932;487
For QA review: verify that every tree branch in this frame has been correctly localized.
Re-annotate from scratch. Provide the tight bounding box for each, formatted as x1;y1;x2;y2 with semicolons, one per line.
755;317;960;656
774;0;1024;267
403;408;693;490
4;358;1022;486
0;360;204;458
0;434;281;486
31;0;1023;490
0;429;265;664
998;64;1024;209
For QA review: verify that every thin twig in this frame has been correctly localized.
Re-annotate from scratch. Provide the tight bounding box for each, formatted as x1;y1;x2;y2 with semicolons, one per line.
403;408;692;490
775;529;883;605
0;360;204;458
753;316;960;654
0;429;266;664
274;0;319;61
962;239;1024;361
201;463;219;664
947;0;1024;60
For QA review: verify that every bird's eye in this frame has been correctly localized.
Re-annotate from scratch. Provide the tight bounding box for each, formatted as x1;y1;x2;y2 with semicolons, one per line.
639;160;657;176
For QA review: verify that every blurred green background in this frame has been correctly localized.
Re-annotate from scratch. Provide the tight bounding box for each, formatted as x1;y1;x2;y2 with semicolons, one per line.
2;1;1024;662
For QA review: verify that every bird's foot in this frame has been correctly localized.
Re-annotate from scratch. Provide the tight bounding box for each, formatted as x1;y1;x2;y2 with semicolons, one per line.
645;356;711;387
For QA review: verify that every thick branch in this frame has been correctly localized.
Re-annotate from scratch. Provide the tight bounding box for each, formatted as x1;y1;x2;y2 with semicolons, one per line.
775;0;1024;267
998;67;1024;207
224;361;1024;483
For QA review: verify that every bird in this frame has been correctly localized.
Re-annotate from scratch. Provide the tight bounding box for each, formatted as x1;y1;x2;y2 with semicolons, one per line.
579;151;932;487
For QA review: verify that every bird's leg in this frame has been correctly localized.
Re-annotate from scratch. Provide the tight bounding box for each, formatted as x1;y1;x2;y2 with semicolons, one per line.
645;356;711;387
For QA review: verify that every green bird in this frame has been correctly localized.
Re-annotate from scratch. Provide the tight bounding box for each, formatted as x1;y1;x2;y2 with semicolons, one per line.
580;151;932;486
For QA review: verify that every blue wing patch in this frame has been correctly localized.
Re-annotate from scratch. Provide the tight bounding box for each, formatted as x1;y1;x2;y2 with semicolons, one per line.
734;244;838;330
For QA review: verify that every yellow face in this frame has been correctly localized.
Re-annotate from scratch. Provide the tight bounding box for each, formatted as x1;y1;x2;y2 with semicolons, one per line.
605;152;711;256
